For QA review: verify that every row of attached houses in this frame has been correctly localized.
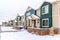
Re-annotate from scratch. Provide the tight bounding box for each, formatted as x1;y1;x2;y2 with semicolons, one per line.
2;22;8;26
2;0;60;35
20;15;25;27
8;14;21;27
8;14;25;29
25;1;60;35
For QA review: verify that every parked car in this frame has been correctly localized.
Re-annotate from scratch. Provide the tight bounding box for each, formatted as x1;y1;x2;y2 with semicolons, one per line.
19;26;25;30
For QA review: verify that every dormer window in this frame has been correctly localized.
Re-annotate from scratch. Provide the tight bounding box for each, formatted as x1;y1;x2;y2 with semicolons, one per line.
42;5;49;15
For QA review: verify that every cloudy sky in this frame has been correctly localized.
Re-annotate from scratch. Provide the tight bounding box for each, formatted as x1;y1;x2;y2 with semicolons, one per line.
0;0;56;24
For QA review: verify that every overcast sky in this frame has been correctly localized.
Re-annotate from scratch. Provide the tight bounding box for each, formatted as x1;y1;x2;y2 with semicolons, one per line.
0;0;56;24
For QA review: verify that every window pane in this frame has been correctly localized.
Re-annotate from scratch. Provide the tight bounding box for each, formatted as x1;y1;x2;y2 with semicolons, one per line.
45;5;48;13
43;20;45;26
45;20;48;26
43;20;48;26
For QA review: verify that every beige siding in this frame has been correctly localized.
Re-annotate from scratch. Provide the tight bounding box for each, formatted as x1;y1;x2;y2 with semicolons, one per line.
58;2;60;28
36;19;40;28
52;1;60;28
36;9;40;17
36;8;40;28
56;0;60;1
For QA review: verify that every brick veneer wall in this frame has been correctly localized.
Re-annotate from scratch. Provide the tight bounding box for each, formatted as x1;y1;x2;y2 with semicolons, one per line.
27;28;58;35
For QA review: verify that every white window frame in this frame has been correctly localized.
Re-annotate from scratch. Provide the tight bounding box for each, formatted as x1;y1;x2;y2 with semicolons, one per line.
42;5;49;15
42;6;45;14
42;18;49;27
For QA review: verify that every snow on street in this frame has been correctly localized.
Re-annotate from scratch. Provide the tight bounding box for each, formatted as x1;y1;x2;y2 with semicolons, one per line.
1;26;60;40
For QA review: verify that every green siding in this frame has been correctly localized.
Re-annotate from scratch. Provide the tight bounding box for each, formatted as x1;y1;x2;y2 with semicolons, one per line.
16;16;21;21
40;2;52;28
25;9;36;27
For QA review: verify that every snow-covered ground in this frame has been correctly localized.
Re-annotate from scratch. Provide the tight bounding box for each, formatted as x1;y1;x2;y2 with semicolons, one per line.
1;26;18;32
0;26;60;40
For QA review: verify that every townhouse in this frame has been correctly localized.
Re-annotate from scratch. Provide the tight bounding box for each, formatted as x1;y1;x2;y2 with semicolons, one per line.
52;0;60;34
25;0;60;35
2;22;8;26
8;14;21;27
5;0;60;35
20;15;25;27
15;14;21;26
8;20;14;26
40;2;56;35
25;7;36;28
25;7;40;33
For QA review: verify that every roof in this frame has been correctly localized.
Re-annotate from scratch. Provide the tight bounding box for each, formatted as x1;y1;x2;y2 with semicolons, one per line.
52;1;60;4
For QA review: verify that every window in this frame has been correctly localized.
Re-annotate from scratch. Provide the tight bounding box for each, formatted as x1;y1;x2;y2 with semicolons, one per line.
42;5;49;15
26;12;30;17
45;5;49;13
17;16;20;21
18;17;20;21
42;7;45;13
42;18;49;27
16;22;18;26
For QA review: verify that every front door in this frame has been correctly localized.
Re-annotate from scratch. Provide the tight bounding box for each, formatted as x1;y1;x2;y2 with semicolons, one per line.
32;20;36;28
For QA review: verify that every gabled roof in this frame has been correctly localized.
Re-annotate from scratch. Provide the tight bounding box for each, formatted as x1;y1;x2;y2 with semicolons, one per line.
26;6;35;12
40;1;52;7
52;1;60;4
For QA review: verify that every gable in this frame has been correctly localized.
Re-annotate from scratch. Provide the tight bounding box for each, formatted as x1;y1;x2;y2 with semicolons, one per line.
41;1;51;8
25;9;36;17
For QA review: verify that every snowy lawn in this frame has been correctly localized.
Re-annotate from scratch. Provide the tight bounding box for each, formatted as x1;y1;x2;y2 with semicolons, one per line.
1;26;60;40
1;30;60;40
1;26;18;32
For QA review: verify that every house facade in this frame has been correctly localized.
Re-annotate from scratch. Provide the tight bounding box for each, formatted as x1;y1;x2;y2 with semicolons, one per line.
26;1;60;35
2;22;8;26
15;14;21;26
20;15;25;27
40;2;52;28
8;14;21;27
52;1;60;34
25;7;36;28
8;20;14;26
36;8;40;28
6;0;60;35
25;6;40;30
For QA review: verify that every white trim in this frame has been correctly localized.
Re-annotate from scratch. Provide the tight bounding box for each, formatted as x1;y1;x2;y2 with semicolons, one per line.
31;14;40;19
42;18;49;27
42;5;49;15
42;6;45;14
